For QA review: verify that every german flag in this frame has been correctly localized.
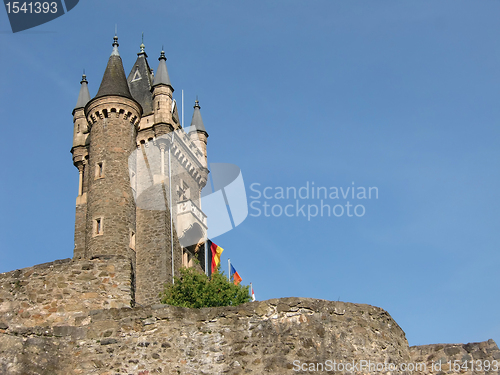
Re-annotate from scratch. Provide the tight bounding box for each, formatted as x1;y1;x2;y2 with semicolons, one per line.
208;240;224;274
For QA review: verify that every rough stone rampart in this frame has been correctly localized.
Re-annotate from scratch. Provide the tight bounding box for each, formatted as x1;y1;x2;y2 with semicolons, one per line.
0;298;411;374
0;257;133;329
1;260;498;375
410;340;500;375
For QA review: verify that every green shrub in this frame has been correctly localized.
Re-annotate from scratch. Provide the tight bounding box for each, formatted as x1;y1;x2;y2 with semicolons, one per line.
160;266;251;308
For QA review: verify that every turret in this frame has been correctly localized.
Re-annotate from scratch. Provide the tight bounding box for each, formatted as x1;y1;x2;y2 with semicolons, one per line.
188;100;209;165
72;73;90;150
152;49;175;130
71;73;91;260
83;35;142;261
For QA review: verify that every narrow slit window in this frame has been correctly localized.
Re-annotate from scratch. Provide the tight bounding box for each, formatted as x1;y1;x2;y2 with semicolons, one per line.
130;231;136;250
94;218;103;235
96;162;103;178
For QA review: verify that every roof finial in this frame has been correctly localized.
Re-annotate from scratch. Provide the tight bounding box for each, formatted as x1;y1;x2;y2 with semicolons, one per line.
194;97;200;108
159;46;166;61
111;32;119;56
140;32;145;53
81;69;87;83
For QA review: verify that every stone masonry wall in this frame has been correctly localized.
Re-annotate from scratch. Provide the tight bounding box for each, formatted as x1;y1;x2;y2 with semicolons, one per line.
85;97;140;261
74;202;87;260
0;257;133;329
134;140;183;306
136;205;183;306
0;283;498;375
0;298;412;375
1;257;498;375
410;340;500;375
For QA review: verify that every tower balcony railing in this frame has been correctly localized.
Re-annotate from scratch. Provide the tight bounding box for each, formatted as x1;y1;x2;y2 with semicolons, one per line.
176;199;207;228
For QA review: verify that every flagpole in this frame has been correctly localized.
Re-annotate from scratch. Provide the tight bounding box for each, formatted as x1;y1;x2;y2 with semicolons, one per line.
169;132;174;284
228;258;231;281
205;239;208;276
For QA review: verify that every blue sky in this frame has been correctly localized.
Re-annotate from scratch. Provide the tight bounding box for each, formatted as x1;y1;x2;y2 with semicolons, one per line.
0;0;499;347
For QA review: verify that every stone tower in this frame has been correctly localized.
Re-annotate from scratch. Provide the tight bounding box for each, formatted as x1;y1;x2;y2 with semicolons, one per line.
71;36;210;305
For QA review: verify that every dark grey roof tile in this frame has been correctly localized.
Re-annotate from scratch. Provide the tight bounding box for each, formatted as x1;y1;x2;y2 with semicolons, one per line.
94;36;134;100
189;100;207;134
152;50;172;88
75;74;91;110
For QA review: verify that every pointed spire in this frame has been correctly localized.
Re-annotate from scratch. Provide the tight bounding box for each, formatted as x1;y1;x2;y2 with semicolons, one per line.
128;35;154;115
95;35;134;100
152;48;172;88
111;35;119;56
138;32;147;57
189;99;207;133
74;71;91;110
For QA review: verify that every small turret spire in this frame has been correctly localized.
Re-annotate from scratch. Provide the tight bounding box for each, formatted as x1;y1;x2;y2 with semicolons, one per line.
74;71;91;110
188;98;209;162
152;47;172;88
189;99;206;133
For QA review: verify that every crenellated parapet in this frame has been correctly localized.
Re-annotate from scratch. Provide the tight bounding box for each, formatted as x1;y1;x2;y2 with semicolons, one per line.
85;97;142;130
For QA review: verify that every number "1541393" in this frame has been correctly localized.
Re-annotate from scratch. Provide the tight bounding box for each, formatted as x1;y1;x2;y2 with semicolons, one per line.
5;2;58;14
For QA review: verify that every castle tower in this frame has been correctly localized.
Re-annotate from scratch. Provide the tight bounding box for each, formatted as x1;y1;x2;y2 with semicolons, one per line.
72;36;209;306
84;35;141;263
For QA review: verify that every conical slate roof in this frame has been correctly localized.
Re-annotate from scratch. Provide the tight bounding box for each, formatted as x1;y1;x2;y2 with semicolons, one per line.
189;100;207;134
95;36;134;100
74;73;91;110
152;50;172;88
127;42;154;115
